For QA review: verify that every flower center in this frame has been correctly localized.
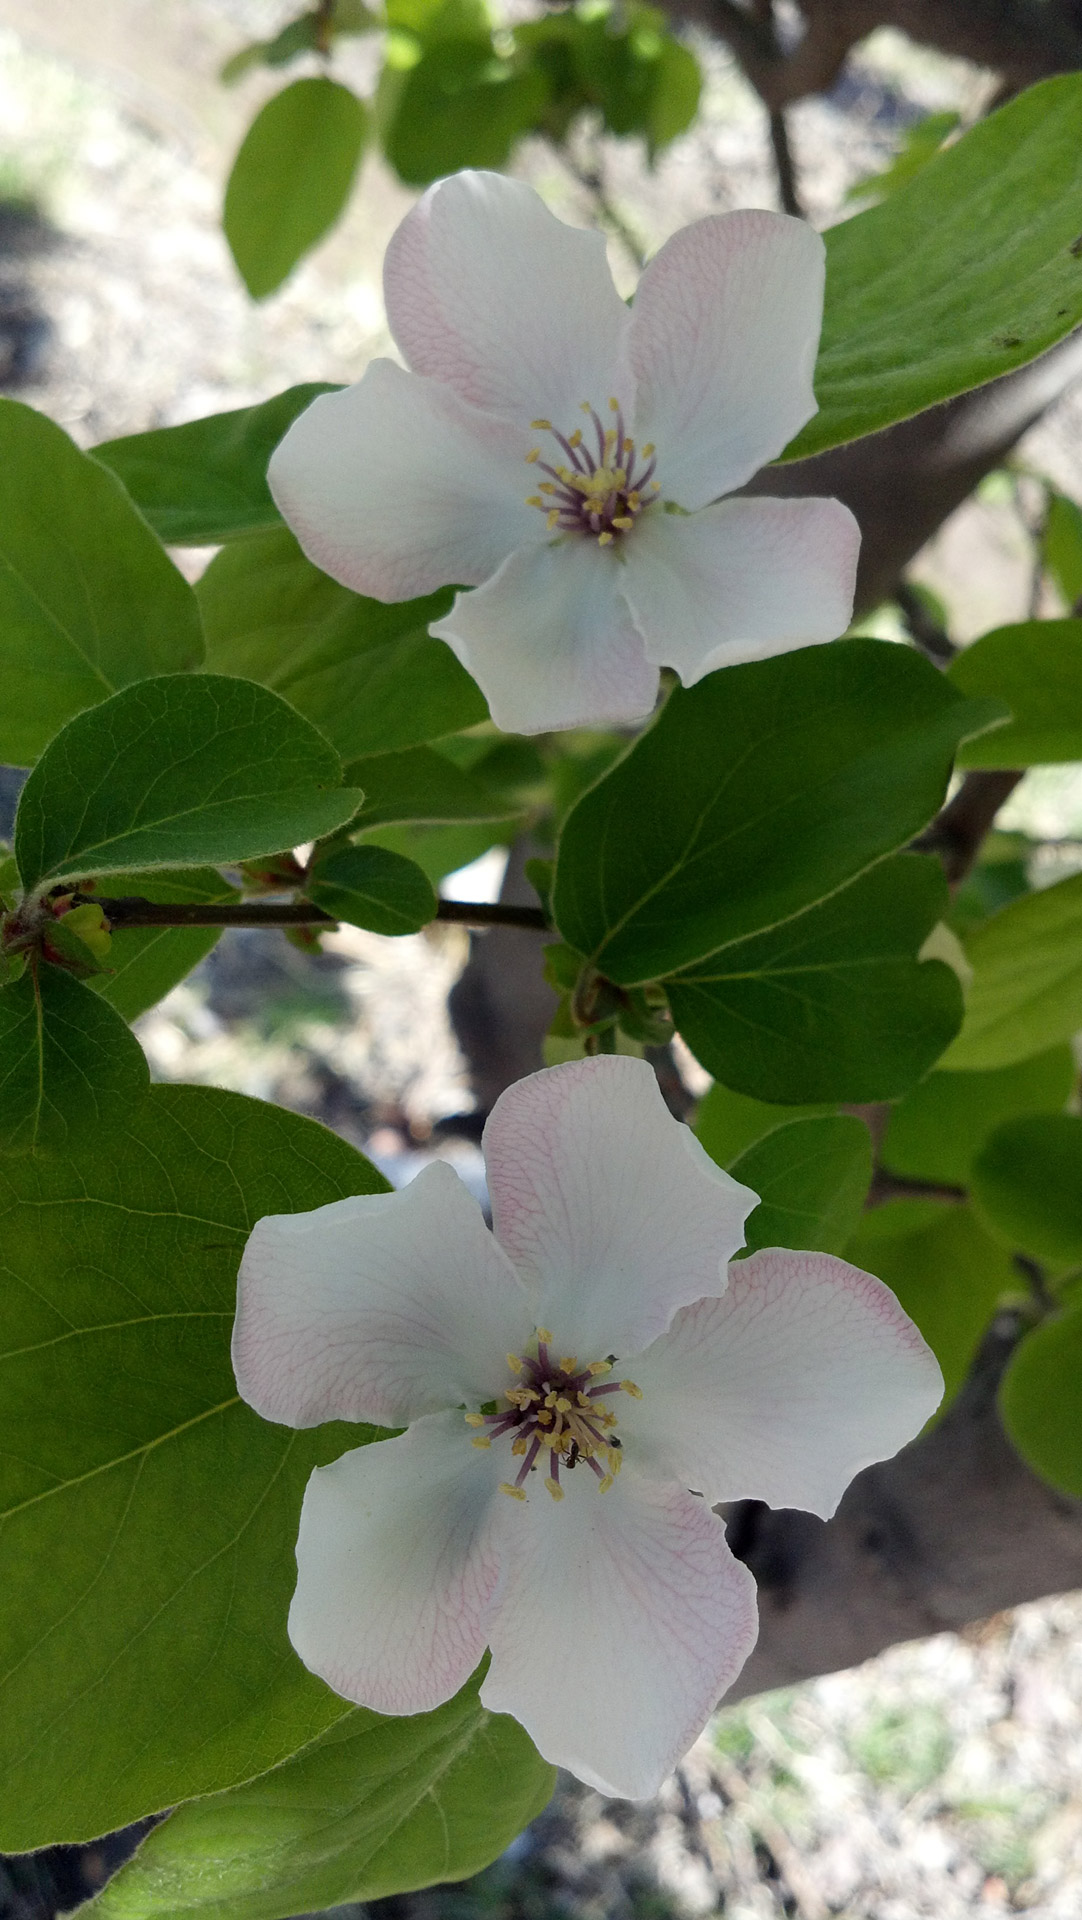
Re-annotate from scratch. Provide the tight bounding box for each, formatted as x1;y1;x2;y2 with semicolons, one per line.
465;1329;641;1503
524;399;660;548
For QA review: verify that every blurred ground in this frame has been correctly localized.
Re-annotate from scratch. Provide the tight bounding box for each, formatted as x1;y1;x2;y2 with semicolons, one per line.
1;5;1082;1916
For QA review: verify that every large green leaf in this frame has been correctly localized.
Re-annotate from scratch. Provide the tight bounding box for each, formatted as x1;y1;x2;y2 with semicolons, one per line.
784;76;1082;461
0;1084;388;1849
0;967;149;1154
1000;1303;1082;1497
224;78;368;298
383;41;548;186
942;872;1082;1070
0;401;204;766
667;854;962;1102
553;641;999;985
844;1202;1013;1411
198;530;487;758
307;843;438;935
14;675;361;892
90;867;240;1022
93;1686;554;1920
881;1047;1075;1186
971;1115;1082;1267
693;1082;835;1169
95;386;337;546
729;1116;871;1257
949;620;1082;767
345;745;522;830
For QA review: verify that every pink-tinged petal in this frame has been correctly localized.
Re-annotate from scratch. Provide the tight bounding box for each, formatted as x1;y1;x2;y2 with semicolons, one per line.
268;359;540;602
234;1161;533;1429
629;209;825;510
384;170;631;423
431;539;658;736
481;1465;758;1798
290;1416;502;1715
622;496;860;683
624;1248;944;1518
484;1058;757;1359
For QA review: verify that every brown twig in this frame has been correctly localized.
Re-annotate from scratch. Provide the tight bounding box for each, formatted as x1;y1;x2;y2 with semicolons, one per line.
914;769;1024;887
84;895;549;933
867;1168;967;1208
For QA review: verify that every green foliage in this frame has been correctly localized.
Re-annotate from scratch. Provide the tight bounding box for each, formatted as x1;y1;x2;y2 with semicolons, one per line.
221;3;379;85
882;1048;1075;1186
847;110;960;204
345;745;522;829
383;42;549;186
943;872;1082;1069
694;1082;835;1169
553;640;1000;984
972;1115;1082;1267
89;868;241;1022
785;76;1082;460
0;400;204;767
667;855;962;1103
14;675;361;892
950;619;1082;766
1042;489;1082;606
0;967;149;1154
0;1084;388;1849
198;530;486;758
517;3;700;153
93;1685;554;1920
729;1116;872;1257
224;78;369;298
95;385;337;546
844;1203;1013;1410
307;843;438;934
1000;1303;1082;1496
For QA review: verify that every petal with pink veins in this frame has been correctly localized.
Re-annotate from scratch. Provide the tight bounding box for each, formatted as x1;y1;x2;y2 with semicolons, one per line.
234;1161;534;1429
622;495;860;683
481;1464;758;1799
623;1248;944;1518
384;170;632;424
268;359;540;602
483;1057;757;1359
289;1415;503;1716
431;538;658;735
628;209;825;510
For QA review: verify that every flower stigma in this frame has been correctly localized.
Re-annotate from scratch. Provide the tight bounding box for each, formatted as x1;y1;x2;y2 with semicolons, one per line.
464;1327;641;1502
524;398;661;548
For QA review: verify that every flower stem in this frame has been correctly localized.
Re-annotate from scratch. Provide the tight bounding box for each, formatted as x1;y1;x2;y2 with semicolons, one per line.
82;895;549;933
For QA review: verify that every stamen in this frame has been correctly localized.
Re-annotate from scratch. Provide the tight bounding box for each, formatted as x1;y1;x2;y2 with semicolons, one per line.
599;1474;615;1493
525;495;543;508
499;1483;527;1501
613;516;633;531
608;396;620;411
525;448;540;464
642;443;655;457
536;1328;553;1342
621;1380;643;1398
547;510;560;530
559;1356;578;1372
532;418;552;429
545;1477;564;1502
598;531;614;546
464;1412;485;1427
569;429;583;447
588;1361;611;1376
471;1436;491;1449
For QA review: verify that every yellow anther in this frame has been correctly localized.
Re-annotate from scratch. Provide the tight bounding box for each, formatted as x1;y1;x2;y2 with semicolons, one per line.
650;480;661;492
531;418;551;430
604;428;617;448
536;1328;553;1342
580;401;592;413
642;442;655;457
624;436;635;453
627;491;641;509
539;1430;557;1447
607;1446;623;1474
539;482;555;495
499;1483;527;1501
525;495;543;509
511;1436;527;1456
559;1356;578;1373
613;468;627;487
598;531;615;547
569;428;583;447
538;1408;553;1425
556;465;571;481
599;1474;615;1493
547;510;561;530
471;1436;492;1449
577;1391;590;1406
555;1396;572;1413
545;1477;565;1501
464;1412;486;1427
609;396;620;411
588;1360;611;1376
621;1379;643;1398
525;448;540;464
613;517;633;531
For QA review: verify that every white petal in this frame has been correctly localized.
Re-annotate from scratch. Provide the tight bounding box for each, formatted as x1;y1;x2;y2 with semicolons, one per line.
483;1057;757;1359
628;209;825;510
624;1248;944;1518
481;1464;758;1798
234;1161;533;1429
268;359;540;601
431;538;658;735
623;496;860;683
290;1416;502;1715
384;170;631;424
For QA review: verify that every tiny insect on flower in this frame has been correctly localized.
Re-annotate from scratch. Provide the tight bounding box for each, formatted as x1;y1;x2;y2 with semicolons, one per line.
268;170;860;736
233;1056;941;1800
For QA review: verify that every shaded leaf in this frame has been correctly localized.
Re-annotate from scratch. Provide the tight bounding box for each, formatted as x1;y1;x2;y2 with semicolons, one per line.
307;843;438;935
882;1047;1075;1186
729;1116;872;1257
950;619;1082;766
1000;1303;1082;1497
0;967;149;1154
972;1114;1082;1267
224;79;368;298
943;872;1082;1069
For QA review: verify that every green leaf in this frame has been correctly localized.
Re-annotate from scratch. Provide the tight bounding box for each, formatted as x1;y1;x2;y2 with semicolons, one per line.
0;1083;388;1849
1042;489;1082;607
364;820;511;886
971;1115;1082;1267
949;619;1082;766
844;1203;1013;1410
92;1688;554;1920
95;386;338;547
667;854;961;1103
784;77;1082;461
942;871;1082;1070
224;78;368;299
307;844;438;935
14;674;361;893
198;530;487;758
344;745;522;830
0;400;204;767
846;110;960;204
693;1082;835;1169
0;967;149;1154
881;1047;1075;1186
729;1116;871;1257
90;868;240;1022
383;41;548;186
553;642;998;984
1000;1303;1082;1496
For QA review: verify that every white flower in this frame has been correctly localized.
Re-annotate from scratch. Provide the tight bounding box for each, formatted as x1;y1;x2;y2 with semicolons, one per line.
233;1057;941;1799
268;171;861;736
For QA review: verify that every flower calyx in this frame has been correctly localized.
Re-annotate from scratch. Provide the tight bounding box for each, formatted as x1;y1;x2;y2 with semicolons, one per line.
0;887;113;979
